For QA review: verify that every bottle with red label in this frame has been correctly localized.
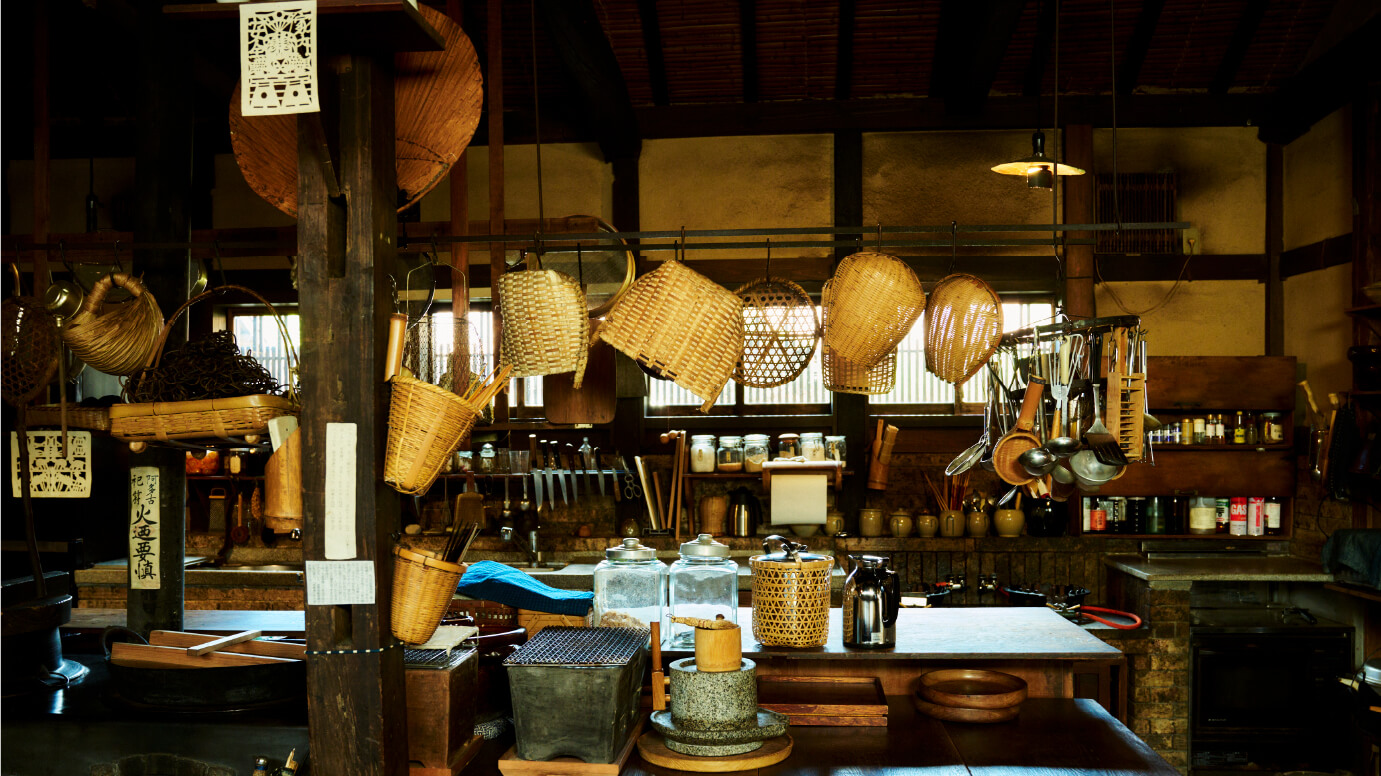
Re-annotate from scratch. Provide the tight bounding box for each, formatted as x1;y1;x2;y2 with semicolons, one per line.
1248;497;1266;536
1090;499;1108;533
1228;497;1248;536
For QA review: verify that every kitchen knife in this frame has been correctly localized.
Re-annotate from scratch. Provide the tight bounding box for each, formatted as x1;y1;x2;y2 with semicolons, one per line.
577;444;592;495
553;445;569;505
592;446;604;496
565;445;579;501
540;440;556;510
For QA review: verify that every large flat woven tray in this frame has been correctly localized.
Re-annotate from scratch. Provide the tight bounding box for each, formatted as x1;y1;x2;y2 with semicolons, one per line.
109;394;294;442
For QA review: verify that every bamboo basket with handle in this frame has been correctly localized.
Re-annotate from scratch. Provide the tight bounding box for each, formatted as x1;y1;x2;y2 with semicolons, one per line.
62;272;164;376
391;546;467;644
111;285;297;445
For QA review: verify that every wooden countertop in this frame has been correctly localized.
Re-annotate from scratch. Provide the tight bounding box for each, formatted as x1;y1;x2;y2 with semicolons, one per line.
1103;553;1333;583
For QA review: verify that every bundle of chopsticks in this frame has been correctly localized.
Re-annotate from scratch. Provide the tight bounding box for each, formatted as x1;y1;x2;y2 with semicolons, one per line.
924;471;971;513
460;363;514;408
441;521;481;565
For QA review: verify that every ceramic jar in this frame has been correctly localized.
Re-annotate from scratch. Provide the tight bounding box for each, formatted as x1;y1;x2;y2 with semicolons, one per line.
916;513;938;538
994;509;1024;538
967;511;990;538
938;510;964;538
825;511;846;536
859;508;885;538
888;511;913;538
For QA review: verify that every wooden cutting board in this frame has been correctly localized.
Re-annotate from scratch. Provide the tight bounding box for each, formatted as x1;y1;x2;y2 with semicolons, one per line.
544;339;616;425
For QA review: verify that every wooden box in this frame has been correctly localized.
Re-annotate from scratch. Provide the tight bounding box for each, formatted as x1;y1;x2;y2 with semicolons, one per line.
757;675;889;726
406;648;478;771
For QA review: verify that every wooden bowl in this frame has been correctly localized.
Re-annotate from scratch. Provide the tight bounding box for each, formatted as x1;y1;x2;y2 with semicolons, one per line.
912;693;1019;724
916;668;1028;709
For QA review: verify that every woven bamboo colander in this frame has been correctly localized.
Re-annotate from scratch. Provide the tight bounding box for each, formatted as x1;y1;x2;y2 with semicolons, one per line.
822;251;925;369
391;546;467;644
924;273;1004;385
733;275;819;388
596;257;744;413
2;297;59;407
820;279;896;394
61;273;164;376
228;4;483;217
497;269;590;388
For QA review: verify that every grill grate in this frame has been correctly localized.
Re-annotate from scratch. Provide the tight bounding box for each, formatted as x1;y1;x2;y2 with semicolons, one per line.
503;627;645;666
404;647;473;670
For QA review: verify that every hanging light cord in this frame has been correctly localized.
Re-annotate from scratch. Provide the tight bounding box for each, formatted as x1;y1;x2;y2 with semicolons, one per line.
530;0;545;241
1051;0;1060;270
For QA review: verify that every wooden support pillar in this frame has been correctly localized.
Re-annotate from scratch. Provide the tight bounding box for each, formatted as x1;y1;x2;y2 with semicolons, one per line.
1265;143;1284;355
832;130;868;528
128;0;193;638
487;0;508;422
447;0;471;413
298;55;408;775
1063;124;1095;320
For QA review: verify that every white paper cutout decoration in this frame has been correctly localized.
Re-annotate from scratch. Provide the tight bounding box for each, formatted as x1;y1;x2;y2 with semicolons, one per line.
240;0;319;116
10;431;92;499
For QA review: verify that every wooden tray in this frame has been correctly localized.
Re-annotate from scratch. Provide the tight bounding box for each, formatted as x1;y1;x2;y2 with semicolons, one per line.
912;693;1020;724
758;675;888;726
497;720;641;776
636;732;792;772
916;668;1027;709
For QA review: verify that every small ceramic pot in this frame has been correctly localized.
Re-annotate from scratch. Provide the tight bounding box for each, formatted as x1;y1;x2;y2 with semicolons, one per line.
889;511;913;538
825;511;846;536
967;511;990;538
938;510;964;538
916;513;939;538
859;508;885;538
994;508;1025;538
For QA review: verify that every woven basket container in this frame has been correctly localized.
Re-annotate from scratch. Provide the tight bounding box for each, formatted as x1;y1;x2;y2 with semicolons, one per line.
497;270;590;387
733;277;819;388
385;375;482;495
750;555;834;647
229;4;482;217
924;273;1004;385
391;546;467;644
822;252;925;369
597;260;744;413
61;273;163;376
27;404;111;432
820;278;896;394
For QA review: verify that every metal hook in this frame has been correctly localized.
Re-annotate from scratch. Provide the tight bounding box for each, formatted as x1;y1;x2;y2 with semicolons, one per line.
112;240;125;274
576;243;585;286
764;239;771;278
876;222;882;246
949;220;958;276
212;240;229;295
679;227;687;261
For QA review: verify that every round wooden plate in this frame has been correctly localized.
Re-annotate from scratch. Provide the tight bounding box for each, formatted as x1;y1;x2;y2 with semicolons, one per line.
636;732;792;772
912;693;1020;723
916;668;1028;709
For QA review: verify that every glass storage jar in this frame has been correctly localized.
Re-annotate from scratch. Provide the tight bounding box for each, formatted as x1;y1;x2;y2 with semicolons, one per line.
716;436;744;472
824;435;847;465
777;433;801;459
667;534;738;648
593;538;667;634
743;434;771;473
689;435;717;473
800;432;826;461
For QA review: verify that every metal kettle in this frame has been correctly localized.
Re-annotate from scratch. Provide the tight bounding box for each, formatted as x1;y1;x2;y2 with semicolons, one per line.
843;555;900;648
727;487;761;537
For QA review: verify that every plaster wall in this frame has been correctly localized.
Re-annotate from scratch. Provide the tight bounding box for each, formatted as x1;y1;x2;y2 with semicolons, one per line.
1095;279;1265;356
1284;264;1353;398
7;158;136;235
1283;107;1352;251
416;142;613;224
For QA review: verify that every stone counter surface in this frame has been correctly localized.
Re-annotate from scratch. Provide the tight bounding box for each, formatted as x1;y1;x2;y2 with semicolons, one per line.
1102;553;1333;584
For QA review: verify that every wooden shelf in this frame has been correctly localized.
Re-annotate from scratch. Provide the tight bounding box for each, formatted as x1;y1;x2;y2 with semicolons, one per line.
1345;304;1381;318
1324;582;1381;603
1078;532;1284;540
1145;443;1291;451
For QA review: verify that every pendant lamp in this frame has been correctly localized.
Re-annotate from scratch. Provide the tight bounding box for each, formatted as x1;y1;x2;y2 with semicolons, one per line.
991;130;1084;189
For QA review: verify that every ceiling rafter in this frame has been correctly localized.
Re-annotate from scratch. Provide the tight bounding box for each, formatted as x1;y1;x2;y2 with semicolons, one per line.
1119;0;1165;95
931;0;1028;114
835;0;856;101
636;0;669;107
1211;0;1268;94
1022;0;1057;98
740;0;758;104
535;0;641;161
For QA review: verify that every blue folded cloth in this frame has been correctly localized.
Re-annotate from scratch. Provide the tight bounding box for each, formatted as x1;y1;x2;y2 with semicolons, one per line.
456;560;593;617
1322;529;1381;589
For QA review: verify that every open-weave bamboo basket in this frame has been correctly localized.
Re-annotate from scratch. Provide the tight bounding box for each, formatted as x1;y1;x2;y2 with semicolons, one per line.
750;554;834;647
384;375;483;495
597;260;744;413
820;279;896;394
111;285;297;444
229;4;483;217
497;269;590;388
733;277;819;388
391;546;467;644
924;273;1004;385
62;273;163;376
822;252;925;369
27;404;111;432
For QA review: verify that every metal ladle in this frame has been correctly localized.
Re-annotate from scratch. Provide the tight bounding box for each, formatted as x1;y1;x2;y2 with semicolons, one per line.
1019;446;1058;477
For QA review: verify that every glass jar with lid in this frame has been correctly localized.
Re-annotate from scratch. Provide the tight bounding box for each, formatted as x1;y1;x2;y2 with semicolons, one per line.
717;436;744;472
824;435;847;465
593;538;667;634
777;433;801;459
689;435;717;473
667;534;738;648
800;432;826;461
743;434;771;473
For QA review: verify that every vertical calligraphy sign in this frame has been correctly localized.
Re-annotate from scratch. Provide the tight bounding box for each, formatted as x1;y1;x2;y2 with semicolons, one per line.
128;466;161;590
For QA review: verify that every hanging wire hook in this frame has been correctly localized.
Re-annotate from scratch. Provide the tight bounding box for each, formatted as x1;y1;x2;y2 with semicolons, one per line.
112;240;125;275
576;243;585;287
876;222;883;247
764;238;771;278
949;220;958;276
212;240;229;294
679;227;687;262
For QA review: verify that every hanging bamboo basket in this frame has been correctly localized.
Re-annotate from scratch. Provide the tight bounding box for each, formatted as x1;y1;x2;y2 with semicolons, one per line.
733;277;819;388
820;279;895;395
596;259;743;413
228;4;483;217
61;273;164;377
497;269;590;388
822;251;925;369
924;273;1004;385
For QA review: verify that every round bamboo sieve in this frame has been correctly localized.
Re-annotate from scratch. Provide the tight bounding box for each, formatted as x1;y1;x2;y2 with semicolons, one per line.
924;273;1003;385
991;377;1046;486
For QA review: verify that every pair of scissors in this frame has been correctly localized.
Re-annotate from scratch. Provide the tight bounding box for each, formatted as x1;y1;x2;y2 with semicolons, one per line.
618;454;642;500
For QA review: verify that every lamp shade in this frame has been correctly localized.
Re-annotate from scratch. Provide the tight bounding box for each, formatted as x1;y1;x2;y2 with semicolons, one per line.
991;131;1085;181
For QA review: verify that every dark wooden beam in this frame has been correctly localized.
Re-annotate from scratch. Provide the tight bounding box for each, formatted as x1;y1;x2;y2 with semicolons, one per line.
298;54;408;774
637;0;669;107
835;0;856;101
1257;12;1381;144
1266;143;1283;355
536;0;641;162
31;0;49;291
932;0;1027;114
1280;233;1353;278
831;130;867;534
1064;124;1095;319
1119;0;1165;95
740;0;758;104
1022;0;1056;98
489;0;508;423
1211;0;1267;95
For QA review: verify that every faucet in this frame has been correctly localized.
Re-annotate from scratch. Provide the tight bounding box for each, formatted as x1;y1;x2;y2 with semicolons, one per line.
499;525;514;542
977;574;998;596
527;528;543;568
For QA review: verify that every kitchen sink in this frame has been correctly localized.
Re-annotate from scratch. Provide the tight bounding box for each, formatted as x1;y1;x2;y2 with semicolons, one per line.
503;562;569;574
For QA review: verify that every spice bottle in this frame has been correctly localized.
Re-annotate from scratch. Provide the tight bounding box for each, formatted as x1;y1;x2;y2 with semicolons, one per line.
689;435;717;473
716;436;744;472
1233;411;1246;444
743;434;770;473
